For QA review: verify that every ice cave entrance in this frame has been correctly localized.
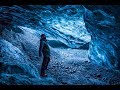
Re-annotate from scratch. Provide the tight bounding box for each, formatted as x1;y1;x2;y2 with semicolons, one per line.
41;5;92;49
39;5;92;62
22;5;91;61
48;16;91;62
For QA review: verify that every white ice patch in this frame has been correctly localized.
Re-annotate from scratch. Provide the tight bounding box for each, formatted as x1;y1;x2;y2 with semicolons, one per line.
51;16;91;43
18;26;39;35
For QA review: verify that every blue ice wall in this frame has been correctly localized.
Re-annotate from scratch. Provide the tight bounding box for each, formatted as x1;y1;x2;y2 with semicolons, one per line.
84;5;120;69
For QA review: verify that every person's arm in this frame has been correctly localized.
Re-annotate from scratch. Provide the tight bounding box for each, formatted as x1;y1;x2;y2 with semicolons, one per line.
39;40;44;57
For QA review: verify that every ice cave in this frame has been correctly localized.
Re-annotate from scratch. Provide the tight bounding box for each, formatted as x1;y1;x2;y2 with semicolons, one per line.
0;5;120;85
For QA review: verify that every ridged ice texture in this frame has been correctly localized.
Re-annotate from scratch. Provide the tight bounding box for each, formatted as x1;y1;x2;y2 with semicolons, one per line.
84;5;120;69
0;5;91;48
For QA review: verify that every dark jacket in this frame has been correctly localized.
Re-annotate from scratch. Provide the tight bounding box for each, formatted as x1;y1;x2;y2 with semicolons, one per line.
39;38;50;57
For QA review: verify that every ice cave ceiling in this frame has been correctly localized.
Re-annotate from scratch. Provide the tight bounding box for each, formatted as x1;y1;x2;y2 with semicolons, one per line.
0;5;91;48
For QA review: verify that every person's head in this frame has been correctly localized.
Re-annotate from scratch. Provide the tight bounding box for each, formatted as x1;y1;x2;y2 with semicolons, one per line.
41;34;46;39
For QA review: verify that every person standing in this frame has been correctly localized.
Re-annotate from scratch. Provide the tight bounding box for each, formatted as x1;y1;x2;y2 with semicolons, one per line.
39;34;50;77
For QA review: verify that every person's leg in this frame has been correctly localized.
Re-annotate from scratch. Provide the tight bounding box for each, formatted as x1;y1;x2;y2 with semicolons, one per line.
40;57;50;77
40;57;46;76
44;57;50;70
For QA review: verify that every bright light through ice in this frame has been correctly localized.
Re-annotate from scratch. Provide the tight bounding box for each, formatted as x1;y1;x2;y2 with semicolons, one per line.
52;18;91;42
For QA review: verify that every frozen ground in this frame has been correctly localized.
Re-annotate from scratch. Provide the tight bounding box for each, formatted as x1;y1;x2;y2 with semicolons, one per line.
36;48;120;85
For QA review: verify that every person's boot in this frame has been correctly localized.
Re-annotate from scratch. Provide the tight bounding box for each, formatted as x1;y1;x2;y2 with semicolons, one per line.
40;73;47;77
40;71;47;77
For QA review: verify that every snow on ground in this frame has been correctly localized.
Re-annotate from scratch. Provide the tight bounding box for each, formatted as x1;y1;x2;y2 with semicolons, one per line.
53;48;90;62
41;48;120;85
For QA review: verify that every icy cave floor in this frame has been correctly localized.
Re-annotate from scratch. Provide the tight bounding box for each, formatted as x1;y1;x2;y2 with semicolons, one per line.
36;48;120;85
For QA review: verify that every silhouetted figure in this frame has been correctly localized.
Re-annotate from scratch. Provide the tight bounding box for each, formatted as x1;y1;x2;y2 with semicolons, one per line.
39;34;50;77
